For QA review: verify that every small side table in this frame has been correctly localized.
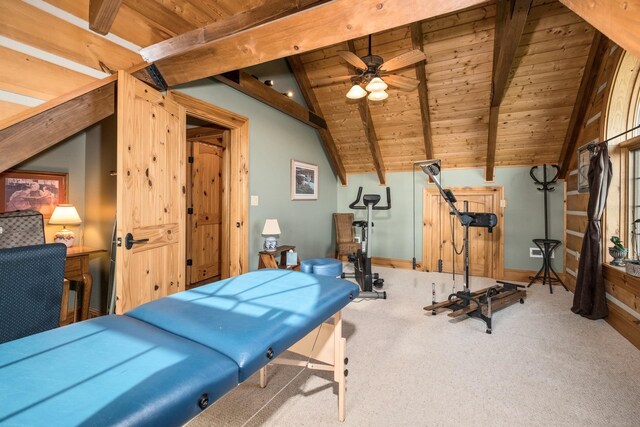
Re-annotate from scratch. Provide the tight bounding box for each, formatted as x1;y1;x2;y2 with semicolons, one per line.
528;238;568;294
258;245;300;270
63;246;106;322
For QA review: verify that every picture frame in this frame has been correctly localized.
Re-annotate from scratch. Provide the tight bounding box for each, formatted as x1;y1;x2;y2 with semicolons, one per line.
577;143;593;193
0;170;68;219
291;160;318;200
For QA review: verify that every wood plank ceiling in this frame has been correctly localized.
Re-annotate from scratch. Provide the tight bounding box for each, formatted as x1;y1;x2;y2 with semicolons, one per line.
0;0;596;179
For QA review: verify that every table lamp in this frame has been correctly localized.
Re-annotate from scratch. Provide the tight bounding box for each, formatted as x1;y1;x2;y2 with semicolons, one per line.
49;204;82;247
262;218;281;251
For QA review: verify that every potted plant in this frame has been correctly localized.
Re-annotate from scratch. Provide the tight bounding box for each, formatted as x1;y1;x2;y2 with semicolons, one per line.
609;235;628;266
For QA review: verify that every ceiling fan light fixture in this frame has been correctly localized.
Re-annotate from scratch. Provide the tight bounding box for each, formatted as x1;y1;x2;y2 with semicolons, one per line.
365;77;388;92
346;84;367;99
367;90;388;101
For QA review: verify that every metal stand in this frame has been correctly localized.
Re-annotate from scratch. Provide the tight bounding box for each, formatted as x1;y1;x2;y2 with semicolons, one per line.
528;164;567;293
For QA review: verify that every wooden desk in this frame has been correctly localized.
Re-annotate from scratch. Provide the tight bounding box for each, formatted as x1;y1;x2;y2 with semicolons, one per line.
63;246;105;322
258;245;300;270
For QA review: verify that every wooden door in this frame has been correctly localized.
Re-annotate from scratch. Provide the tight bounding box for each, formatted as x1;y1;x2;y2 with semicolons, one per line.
187;140;224;286
115;71;186;314
423;187;504;278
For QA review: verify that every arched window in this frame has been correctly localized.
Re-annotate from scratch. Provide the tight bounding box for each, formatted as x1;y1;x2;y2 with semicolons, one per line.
606;50;640;258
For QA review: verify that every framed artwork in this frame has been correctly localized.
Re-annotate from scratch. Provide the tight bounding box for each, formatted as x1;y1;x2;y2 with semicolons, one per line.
291;160;318;200
577;143;592;193
0;170;68;219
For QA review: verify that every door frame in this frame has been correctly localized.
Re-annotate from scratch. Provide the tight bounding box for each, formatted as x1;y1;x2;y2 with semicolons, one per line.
423;186;504;279
168;90;249;278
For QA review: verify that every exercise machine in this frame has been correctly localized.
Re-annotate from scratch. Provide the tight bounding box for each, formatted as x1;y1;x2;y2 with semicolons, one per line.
341;186;390;299
418;160;526;333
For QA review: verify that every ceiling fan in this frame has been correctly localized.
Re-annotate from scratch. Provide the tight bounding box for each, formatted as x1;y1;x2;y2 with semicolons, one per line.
314;35;426;101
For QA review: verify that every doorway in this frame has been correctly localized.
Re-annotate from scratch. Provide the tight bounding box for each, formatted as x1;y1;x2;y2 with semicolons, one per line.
186;123;228;288
423;186;504;278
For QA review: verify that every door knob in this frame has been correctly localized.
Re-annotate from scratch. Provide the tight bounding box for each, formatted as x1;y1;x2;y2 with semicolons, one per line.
125;233;149;250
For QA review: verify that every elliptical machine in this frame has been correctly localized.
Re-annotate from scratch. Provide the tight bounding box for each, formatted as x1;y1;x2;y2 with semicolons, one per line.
341;186;391;299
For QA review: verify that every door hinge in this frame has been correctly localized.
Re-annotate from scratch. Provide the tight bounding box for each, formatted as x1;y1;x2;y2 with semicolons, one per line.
187;207;193;215
186;259;193;266
188;156;194;163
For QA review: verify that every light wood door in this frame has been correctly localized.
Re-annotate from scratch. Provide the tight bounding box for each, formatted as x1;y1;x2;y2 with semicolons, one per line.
115;71;186;314
187;141;224;286
423;187;504;278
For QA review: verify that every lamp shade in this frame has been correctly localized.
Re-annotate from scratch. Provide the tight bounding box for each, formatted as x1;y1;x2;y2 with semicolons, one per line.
365;77;388;92
262;219;281;235
346;84;367;99
49;204;82;225
368;90;389;101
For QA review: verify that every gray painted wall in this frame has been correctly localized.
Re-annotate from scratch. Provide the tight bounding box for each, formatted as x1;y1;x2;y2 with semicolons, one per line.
337;166;564;271
15;133;87;244
84;116;117;311
177;77;338;268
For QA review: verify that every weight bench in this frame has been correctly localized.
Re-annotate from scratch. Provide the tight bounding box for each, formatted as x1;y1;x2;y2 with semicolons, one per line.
0;269;359;426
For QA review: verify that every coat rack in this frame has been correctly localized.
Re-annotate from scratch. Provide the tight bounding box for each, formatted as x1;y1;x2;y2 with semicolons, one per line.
528;164;568;293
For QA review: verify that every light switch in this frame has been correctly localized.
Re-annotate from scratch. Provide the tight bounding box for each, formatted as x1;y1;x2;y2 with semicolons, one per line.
500;199;507;208
251;195;259;206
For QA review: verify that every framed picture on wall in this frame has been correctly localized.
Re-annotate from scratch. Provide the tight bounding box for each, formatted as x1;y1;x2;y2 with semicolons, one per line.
0;170;68;219
577;143;592;193
291;160;318;200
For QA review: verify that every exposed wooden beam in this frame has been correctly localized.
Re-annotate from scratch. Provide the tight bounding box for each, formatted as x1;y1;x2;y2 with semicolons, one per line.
560;0;640;60
0;77;116;173
141;0;328;63
213;70;327;130
347;40;385;184
155;0;488;86
0;46;96;101
410;22;434;160
558;31;608;179
485;0;532;182
0;1;140;73
287;55;347;185
89;0;123;35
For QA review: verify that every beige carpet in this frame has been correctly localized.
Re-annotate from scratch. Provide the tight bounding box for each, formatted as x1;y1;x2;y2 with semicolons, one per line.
188;266;640;426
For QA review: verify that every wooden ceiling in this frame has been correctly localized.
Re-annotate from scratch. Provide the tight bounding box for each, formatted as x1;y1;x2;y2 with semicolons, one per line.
0;0;616;182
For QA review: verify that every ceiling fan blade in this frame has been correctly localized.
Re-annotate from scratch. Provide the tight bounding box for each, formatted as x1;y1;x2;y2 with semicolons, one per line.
380;49;426;72
337;50;367;70
312;75;353;87
383;74;420;91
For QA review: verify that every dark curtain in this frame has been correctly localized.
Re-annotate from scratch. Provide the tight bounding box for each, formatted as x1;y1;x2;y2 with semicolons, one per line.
572;142;612;319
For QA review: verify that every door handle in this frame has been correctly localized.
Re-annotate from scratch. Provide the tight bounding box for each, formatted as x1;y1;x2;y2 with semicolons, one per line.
125;233;149;250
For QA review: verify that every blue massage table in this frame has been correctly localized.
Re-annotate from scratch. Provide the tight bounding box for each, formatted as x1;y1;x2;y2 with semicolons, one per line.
0;269;359;426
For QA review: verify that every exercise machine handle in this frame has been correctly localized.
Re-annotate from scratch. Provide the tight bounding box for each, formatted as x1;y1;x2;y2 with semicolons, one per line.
347;187;391;210
373;187;391;210
348;187;363;209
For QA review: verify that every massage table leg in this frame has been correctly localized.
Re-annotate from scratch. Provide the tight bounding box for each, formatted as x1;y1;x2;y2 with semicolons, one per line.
260;311;348;421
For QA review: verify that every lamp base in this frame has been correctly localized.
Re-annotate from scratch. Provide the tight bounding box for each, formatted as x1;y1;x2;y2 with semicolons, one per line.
264;236;278;251
54;228;75;248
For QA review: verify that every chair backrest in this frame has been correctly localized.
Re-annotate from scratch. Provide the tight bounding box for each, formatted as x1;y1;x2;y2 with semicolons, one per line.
0;243;67;344
333;213;355;244
0;210;45;249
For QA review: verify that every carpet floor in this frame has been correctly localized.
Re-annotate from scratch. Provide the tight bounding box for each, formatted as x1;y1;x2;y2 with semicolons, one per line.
188;266;640;426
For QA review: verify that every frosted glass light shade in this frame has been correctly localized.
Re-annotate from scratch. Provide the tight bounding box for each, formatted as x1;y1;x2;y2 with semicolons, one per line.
365;77;388;92
368;90;389;101
346;84;367;99
49;204;82;225
262;219;281;235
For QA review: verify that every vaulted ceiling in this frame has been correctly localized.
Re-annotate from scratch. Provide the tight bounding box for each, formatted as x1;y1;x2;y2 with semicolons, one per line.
0;0;619;183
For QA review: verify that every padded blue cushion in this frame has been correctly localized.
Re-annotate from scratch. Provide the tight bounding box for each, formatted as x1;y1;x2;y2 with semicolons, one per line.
0;315;239;427
127;269;359;381
301;258;343;277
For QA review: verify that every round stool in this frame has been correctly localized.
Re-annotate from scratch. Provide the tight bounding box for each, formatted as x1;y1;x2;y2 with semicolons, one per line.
300;258;343;277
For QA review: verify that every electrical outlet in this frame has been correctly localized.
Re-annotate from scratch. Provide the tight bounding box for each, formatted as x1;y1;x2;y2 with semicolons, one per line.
251;195;259;206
